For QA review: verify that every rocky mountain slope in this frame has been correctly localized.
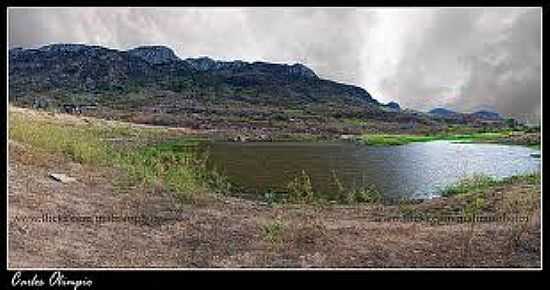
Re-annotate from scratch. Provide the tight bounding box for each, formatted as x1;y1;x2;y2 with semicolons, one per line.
8;43;511;137
9;44;378;108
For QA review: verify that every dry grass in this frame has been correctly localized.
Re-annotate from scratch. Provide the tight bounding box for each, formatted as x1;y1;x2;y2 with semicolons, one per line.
9;106;227;205
7;106;541;268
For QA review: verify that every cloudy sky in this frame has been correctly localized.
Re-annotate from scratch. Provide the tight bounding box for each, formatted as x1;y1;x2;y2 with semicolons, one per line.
8;7;541;122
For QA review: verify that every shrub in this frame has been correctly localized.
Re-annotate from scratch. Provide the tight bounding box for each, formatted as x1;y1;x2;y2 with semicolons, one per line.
331;171;382;204
262;218;285;244
113;139;229;204
441;174;497;197
349;184;383;203
286;170;315;204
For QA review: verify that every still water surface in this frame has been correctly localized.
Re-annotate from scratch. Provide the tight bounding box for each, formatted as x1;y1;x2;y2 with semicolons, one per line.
205;141;541;199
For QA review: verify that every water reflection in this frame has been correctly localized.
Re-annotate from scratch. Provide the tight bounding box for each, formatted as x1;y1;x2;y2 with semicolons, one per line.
205;141;541;199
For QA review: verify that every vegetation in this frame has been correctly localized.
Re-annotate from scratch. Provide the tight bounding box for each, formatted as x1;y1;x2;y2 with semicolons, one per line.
112;139;231;204
440;174;499;197
359;131;514;146
498;179;540;253
8;106;542;267
441;172;540;197
9;107;539;208
461;193;487;266
282;170;382;205
331;171;382;204
437;171;540;266
9;112;111;164
286;170;315;204
9;110;229;204
261;217;286;245
446;132;511;143
359;134;438;146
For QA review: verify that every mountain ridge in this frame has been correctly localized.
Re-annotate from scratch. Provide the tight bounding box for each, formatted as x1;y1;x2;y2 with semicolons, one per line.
9;43;378;108
429;107;504;122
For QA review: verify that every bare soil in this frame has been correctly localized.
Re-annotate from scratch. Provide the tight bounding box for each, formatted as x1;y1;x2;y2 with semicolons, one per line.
8;109;541;268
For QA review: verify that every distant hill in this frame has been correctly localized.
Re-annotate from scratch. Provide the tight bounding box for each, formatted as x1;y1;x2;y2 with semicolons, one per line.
470;110;503;121
429;107;505;123
429;108;462;119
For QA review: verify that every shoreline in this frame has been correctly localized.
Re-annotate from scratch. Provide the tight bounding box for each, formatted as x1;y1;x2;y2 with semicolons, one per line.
8;106;542;268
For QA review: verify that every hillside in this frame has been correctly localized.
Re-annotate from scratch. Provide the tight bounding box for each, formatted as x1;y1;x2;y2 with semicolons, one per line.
9;44;378;108
9;44;512;139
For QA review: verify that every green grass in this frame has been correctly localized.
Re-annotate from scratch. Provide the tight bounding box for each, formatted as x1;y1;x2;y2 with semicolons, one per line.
112;139;231;203
440;174;499;197
9;112;111;164
359;134;438;146
330;171;382;204
441;172;540;197
497;172;541;186
359;131;511;146
9;110;229;204
281;170;382;205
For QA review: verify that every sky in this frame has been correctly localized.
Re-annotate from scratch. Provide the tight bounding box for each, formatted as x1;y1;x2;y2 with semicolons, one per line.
8;7;542;122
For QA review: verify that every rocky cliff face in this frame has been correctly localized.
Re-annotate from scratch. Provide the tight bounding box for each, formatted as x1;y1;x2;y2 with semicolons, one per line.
9;43;377;107
127;46;180;64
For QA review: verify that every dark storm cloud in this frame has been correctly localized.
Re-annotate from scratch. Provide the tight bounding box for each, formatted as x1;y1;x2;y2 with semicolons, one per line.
376;8;541;122
452;9;542;122
377;9;485;108
242;8;372;85
8;8;541;121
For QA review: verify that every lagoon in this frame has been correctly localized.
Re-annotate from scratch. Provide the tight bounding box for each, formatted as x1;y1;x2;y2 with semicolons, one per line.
205;140;541;199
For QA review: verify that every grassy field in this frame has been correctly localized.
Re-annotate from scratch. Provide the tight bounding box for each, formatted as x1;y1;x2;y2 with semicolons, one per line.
9;109;228;204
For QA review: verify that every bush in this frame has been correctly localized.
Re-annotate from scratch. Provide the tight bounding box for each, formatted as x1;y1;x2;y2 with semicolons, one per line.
331;171;382;204
262;218;286;244
287;170;315;204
